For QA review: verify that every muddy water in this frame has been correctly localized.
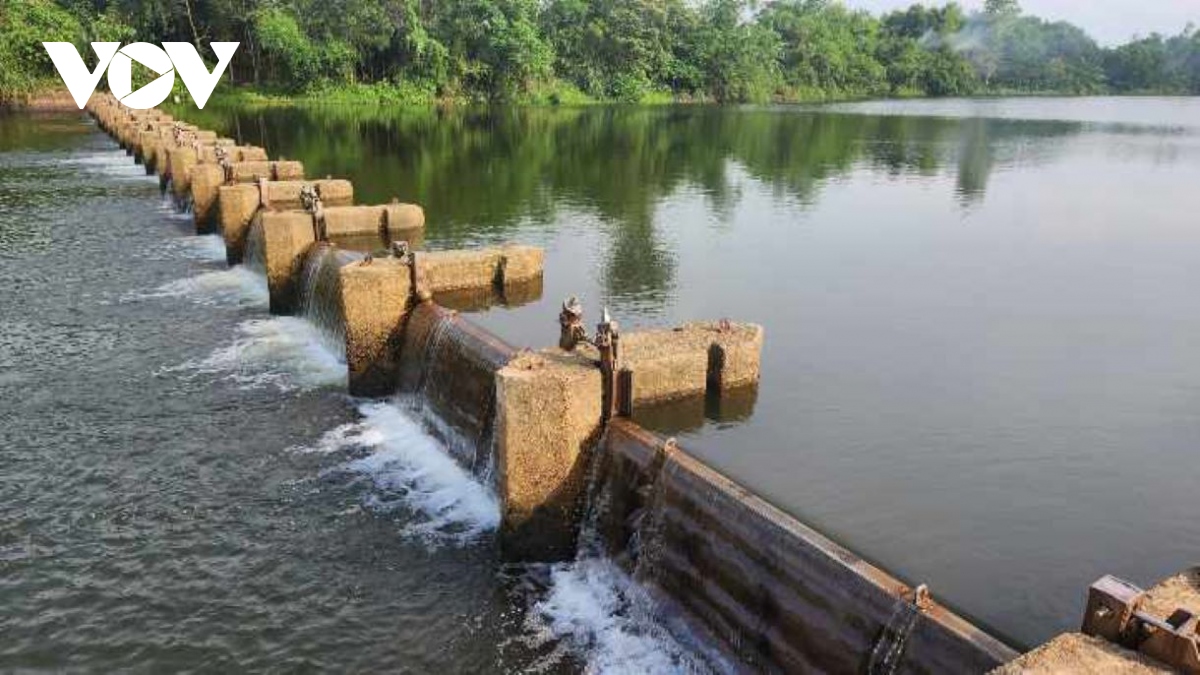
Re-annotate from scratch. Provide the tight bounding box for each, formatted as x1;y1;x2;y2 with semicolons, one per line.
0;112;700;672
171;97;1200;648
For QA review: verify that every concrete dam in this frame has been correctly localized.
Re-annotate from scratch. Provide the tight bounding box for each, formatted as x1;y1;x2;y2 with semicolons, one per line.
85;95;1198;674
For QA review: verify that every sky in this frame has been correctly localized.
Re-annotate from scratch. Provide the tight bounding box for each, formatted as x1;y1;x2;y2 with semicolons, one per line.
843;0;1198;46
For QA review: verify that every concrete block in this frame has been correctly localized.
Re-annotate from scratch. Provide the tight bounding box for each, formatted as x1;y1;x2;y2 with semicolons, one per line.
239;147;268;162
323;206;386;239
420;249;502;293
339;258;412;397
259;211;316;314
230;161;273;183
618;321;764;406
384;203;425;236
498;244;544;285
191;164;223;233
228;160;305;183
263;179;354;209
169;146;197;198
496;349;603;560
219;184;263;265
273;161;304;181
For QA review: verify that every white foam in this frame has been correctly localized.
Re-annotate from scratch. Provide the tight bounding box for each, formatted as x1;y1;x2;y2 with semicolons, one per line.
296;401;500;545
141;234;232;262
532;558;717;675
164;317;344;392
122;266;267;307
60;152;157;180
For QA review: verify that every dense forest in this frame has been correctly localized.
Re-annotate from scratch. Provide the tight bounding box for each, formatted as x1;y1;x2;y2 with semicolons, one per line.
1;0;1198;104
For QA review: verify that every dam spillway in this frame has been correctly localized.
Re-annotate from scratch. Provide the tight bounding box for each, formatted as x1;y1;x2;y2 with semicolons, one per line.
43;93;1199;673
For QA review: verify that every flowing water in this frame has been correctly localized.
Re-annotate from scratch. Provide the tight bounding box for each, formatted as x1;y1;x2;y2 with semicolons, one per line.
0;111;698;672
4;96;1200;668
166;96;1200;650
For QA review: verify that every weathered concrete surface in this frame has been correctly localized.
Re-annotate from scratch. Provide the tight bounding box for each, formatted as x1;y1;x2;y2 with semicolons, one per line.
258;211;317;314
495;349;603;560
1142;567;1200;619
323;204;425;239
229;160;305;183
597;419;1019;674
992;634;1174;674
191;158;305;233
169;146;198;198
385;203;425;237
419;244;543;294
219;185;262;265
190;164;224;232
197;145;268;164
219;179;354;264
1001;568;1200;674
568;321;763;410
339;258;412;397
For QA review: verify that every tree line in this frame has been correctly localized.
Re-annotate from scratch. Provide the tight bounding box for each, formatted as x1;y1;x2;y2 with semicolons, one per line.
2;0;1198;104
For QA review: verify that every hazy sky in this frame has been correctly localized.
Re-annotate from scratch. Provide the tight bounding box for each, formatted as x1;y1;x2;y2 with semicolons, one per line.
843;0;1198;46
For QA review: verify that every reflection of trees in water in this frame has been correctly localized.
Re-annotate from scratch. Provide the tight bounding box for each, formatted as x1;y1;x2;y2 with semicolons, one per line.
175;103;1086;304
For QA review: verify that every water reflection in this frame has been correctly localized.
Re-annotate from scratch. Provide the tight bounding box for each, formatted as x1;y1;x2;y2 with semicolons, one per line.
169;103;1123;311
72;99;1200;647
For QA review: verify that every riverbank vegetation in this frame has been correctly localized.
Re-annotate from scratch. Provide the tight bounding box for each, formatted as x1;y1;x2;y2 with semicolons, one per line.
2;0;1198;105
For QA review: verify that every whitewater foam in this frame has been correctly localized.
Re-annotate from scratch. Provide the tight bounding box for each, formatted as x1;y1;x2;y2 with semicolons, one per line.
295;401;500;545
164;317;345;392
122;266;267;307
530;558;719;675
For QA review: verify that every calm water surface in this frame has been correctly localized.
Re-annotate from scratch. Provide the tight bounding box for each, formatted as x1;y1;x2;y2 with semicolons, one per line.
3;97;1198;667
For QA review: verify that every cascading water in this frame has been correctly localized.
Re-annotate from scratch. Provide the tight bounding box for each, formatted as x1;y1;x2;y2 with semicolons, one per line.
243;218;266;277
395;303;514;484
295;243;357;360
866;589;925;675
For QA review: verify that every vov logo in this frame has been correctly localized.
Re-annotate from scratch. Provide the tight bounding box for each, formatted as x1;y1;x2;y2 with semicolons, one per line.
42;42;239;110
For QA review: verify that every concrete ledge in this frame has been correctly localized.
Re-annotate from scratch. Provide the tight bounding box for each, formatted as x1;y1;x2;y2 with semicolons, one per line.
992;634;1173;674
258;211;317;314
323;206;387;238
598;419;1019;673
219;184;261;265
419;244;543;294
169;146;198;198
219;179;354;264
339;258;412;397
385;203;425;237
496;349;603;561
1002;568;1200;673
229;160;305;183
191;164;223;232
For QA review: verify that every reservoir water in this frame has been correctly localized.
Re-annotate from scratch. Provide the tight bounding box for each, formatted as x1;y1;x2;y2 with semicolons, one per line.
3;97;1199;667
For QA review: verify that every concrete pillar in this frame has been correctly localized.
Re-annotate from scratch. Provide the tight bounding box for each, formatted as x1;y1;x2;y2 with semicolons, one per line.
219;179;354;265
258;211;317;314
218;184;261;265
339;258;413;397
191;164;223;233
169;146;197;199
495;350;603;560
